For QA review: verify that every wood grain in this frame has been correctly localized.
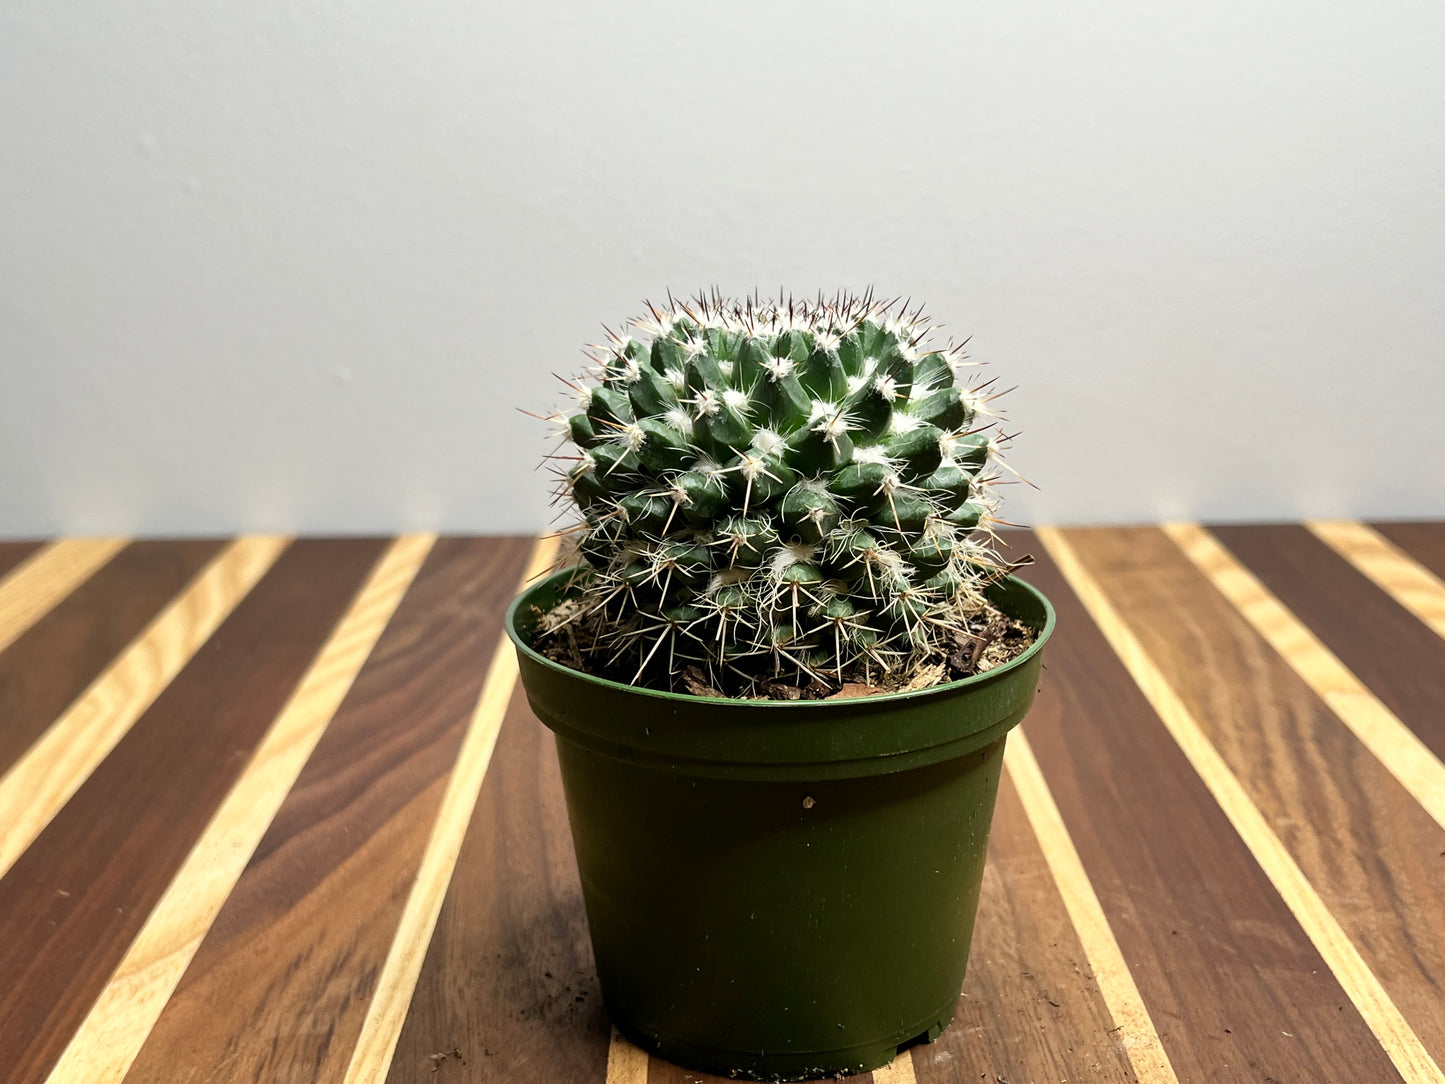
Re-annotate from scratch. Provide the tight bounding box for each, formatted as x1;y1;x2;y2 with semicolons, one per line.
1309;520;1445;640
1049;526;1445;1082
1020;533;1400;1084
0;538;127;654
1165;522;1445;833
0;539;224;776
1213;524;1445;761
870;1054;917;1083
383;686;612;1084
45;535;434;1084
345;536;558;1084
0;538;384;1084
1;524;1442;1082
0;540;45;581
606;1030;650;1084
122;536;533;1084
1003;732;1176;1083
1374;521;1445;581
0;535;288;881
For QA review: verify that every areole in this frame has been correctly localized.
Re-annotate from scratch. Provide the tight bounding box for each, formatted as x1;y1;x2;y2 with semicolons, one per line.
507;567;1055;1080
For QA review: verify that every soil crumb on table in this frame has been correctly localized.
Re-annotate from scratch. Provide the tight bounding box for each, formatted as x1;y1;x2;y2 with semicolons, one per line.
426;1047;466;1071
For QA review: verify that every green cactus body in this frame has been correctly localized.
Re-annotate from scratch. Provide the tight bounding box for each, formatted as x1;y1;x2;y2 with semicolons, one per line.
551;291;1014;693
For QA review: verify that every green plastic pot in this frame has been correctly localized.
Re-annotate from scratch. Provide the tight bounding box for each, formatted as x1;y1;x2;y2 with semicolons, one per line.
506;569;1054;1081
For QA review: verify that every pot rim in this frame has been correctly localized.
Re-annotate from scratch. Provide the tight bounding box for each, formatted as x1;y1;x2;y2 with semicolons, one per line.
505;565;1056;711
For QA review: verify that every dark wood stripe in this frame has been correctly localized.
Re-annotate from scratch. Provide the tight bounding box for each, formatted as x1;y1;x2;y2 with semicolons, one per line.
0;539;225;776
124;536;532;1084
1372;520;1445;582
1017;534;1403;1082
1062;526;1445;1069
0;538;388;1084
1213;524;1445;760
385;688;612;1084
0;540;44;581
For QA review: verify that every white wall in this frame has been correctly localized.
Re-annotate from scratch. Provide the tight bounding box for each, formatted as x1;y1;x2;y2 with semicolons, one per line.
3;0;1442;537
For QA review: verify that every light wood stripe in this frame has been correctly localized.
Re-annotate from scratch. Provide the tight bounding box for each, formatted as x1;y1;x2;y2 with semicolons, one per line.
1164;522;1445;834
871;1051;919;1083
0;536;288;880
606;1029;650;1084
1309;520;1445;641
341;535;561;1084
1003;730;1180;1084
42;535;434;1084
1039;526;1445;1084
0;538;127;654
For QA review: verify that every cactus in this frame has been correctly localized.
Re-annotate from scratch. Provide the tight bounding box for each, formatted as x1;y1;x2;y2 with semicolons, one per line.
542;289;1020;696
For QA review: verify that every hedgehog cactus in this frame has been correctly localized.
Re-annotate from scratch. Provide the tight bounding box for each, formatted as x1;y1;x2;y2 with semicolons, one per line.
547;290;1017;695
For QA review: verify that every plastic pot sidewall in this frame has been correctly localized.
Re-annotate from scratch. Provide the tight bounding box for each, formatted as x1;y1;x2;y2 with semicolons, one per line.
506;570;1054;1080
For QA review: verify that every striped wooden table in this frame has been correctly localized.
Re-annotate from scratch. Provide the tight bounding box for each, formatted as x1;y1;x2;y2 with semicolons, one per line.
1;523;1442;1084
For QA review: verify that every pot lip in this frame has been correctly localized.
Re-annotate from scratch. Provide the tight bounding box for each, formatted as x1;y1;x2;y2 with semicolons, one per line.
505;565;1055;711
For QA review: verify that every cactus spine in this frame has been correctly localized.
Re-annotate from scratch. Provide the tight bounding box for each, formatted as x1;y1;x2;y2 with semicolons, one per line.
547;290;1017;695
